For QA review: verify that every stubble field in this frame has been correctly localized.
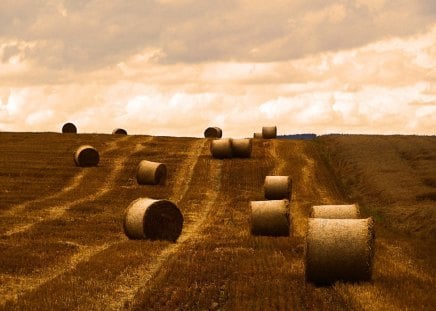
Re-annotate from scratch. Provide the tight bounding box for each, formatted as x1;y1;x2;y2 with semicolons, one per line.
0;132;434;310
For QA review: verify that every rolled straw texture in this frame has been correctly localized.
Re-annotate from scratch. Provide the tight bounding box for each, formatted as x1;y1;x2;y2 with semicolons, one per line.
62;122;77;133
123;198;183;242
210;139;233;159
74;145;99;167
250;200;290;236
305;217;375;284
136;160;167;185
264;176;292;200
204;127;223;138
112;128;128;135
253;132;263;139
310;204;360;219
262;126;277;139
230;138;252;158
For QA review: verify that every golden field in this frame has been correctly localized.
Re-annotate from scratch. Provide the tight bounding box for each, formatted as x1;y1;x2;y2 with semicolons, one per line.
0;132;434;310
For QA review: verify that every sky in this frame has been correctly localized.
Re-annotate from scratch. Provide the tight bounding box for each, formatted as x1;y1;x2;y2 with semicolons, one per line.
0;0;435;137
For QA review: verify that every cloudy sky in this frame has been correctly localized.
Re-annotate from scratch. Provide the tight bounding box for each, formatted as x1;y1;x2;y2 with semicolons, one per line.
0;0;435;137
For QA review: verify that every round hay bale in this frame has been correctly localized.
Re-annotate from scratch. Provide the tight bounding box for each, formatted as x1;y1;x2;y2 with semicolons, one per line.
210;139;232;159
310;204;360;219
62;122;77;133
264;176;292;200
74;145;99;167
253;132;263;139
262;126;277;139
112;128;127;135
123;198;183;242
204;127;223;138
230;138;252;158
305;217;375;284
136;160;167;185
250;200;290;236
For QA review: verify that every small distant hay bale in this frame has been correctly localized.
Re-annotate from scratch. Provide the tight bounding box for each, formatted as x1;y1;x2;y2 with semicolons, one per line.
230;138;252;158
264;176;292;200
74;145;99;167
310;204;360;219
253;132;263;139
136;160;167;185
262;126;277;139
123;197;183;242
112;128;127;135
250;200;290;236
204;127;223;138
305;217;375;284
62;122;77;133
210;139;233;159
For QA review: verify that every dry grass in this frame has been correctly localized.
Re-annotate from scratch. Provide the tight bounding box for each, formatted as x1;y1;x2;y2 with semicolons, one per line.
0;133;434;310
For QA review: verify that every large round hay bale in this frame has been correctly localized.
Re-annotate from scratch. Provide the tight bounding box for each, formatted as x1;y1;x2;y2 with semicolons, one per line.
253;132;263;139
210;139;232;159
62;122;77;133
123;198;183;242
136;160;167;185
74;145;99;167
204;127;223;138
264;176;292;200
112;128;127;135
305;217;375;284
310;204;360;219
262;126;277;139
250;200;290;236
230;138;252;158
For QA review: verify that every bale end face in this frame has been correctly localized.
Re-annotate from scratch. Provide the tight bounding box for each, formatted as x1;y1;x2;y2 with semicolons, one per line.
210;139;232;159
74;145;99;167
136;160;167;185
250;200;290;236
123;198;183;242
305;217;375;284
62;122;77;133
204;127;223;138
264;176;292;200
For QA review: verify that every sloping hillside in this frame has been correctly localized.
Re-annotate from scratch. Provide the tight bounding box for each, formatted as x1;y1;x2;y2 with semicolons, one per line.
0;132;434;310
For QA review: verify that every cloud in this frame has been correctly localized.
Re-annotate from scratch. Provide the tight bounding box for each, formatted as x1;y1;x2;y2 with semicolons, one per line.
0;2;435;136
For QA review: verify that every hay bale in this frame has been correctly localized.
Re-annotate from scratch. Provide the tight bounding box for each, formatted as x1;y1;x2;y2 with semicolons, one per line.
210;139;232;159
305;217;375;284
253;132;263;139
62;122;77;133
262;126;277;139
112;128;127;135
230;138;252;158
310;204;360;219
74;145;99;167
123;197;183;242
204;127;223;138
136;160;167;185
250;200;290;236
264;176;292;200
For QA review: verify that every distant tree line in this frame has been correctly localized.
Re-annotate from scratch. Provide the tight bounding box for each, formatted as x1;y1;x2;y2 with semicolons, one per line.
278;133;317;140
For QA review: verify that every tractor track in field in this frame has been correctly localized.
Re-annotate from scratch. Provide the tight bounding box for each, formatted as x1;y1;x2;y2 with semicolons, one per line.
0;138;210;310
79;139;220;310
1;136;132;217
0;138;146;307
2;137;145;237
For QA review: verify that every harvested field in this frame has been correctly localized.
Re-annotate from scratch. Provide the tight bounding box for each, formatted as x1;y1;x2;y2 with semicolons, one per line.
0;132;435;310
